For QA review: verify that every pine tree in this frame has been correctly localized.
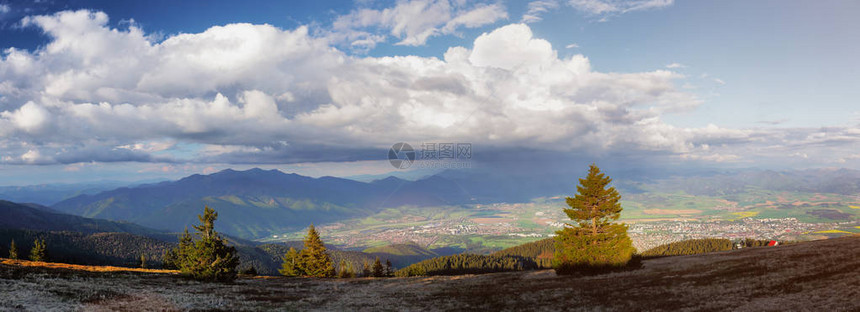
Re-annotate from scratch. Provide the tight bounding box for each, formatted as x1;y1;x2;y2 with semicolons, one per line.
177;227;193;266
553;164;635;275
29;238;46;262
162;228;190;270
8;239;18;260
173;206;240;281
385;259;393;277
297;224;335;277
162;249;178;270
279;247;302;277
337;259;355;278
345;261;356;278
372;257;384;277
362;261;371;277
337;259;347;278
139;254;147;269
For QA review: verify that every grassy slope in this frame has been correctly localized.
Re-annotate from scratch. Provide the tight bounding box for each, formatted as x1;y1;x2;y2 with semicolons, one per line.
1;235;857;311
0;258;177;274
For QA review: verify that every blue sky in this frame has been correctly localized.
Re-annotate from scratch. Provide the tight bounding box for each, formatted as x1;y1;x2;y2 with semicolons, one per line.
0;0;858;185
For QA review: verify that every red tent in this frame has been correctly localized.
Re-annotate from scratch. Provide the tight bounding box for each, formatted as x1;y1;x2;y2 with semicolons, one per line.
767;240;779;246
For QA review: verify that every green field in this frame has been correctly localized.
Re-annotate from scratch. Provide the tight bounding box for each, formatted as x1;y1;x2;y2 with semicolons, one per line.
621;188;860;223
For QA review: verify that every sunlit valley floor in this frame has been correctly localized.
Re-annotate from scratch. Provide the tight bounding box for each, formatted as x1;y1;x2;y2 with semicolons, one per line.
265;189;860;254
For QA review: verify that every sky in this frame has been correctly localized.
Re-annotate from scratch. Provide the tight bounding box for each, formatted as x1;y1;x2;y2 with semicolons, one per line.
0;0;858;185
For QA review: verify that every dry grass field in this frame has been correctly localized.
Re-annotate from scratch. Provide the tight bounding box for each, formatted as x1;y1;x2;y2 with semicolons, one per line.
1;235;858;311
0;259;178;274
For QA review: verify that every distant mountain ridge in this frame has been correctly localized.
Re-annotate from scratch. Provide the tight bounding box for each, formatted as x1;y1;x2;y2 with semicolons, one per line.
52;168;475;239
49;167;860;240
0;181;144;206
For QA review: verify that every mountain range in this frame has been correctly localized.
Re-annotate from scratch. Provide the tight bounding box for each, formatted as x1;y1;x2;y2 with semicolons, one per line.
50;169;477;238
13;167;860;240
3;166;860;275
0;181;152;206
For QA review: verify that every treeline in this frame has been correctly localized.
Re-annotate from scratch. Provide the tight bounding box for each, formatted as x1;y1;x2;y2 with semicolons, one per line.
641;238;776;258
276;224;395;278
363;242;438;268
641;238;733;258
0;229;172;267
0;228;398;277
258;243;379;276
395;254;538;277
491;238;555;268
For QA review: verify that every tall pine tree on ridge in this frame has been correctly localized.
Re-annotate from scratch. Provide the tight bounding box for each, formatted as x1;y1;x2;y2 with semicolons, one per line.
281;224;336;278
166;206;240;281
553;164;635;275
299;224;336;277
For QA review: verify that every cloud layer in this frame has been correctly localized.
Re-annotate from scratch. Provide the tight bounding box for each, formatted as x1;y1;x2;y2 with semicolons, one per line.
522;0;674;22
330;0;507;50
0;9;858;168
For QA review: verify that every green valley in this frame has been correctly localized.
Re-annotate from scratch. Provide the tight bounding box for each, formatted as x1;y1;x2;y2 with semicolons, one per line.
262;186;860;253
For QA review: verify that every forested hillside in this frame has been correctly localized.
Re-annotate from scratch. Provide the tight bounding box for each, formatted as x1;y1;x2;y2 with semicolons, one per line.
395;254;538;277
363;242;438;267
0;229;172;267
258;243;379;276
641;238;775;258
491;238;554;268
0;200;164;236
1;198;440;275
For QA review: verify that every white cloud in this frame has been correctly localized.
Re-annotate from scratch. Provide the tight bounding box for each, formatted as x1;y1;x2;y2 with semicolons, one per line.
21;149;54;164
443;3;507;31
565;43;580;49
468;24;555;70
331;0;507;47
522;0;559;23
678;152;741;163
117;141;175;153
0;9;855;167
665;62;685;69
1;102;51;134
0;4;10;14
2;148;55;165
569;0;616;15
567;0;673;17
